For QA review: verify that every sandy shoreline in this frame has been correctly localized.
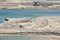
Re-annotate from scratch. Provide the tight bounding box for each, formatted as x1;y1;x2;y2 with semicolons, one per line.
0;16;60;40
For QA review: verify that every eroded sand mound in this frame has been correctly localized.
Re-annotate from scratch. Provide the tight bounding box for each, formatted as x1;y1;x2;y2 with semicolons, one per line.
0;16;60;33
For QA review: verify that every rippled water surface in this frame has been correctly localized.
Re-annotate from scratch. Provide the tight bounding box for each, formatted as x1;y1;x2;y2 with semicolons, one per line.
0;9;60;23
0;9;60;40
0;36;52;40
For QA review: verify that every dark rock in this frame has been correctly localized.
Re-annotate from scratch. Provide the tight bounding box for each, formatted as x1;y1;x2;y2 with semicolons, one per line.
4;18;9;21
19;25;23;28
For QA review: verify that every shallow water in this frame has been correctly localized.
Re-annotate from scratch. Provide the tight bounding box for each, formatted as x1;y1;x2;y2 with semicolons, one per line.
0;9;60;23
0;9;60;40
0;36;52;40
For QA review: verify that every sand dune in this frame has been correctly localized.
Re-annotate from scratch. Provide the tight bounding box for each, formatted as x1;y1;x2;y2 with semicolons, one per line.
0;16;60;35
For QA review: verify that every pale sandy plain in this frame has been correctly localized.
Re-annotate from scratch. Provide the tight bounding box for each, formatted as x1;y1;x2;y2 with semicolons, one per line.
0;16;60;40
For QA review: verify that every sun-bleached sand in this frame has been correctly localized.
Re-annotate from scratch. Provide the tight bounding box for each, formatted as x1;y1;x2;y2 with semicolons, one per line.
0;16;60;38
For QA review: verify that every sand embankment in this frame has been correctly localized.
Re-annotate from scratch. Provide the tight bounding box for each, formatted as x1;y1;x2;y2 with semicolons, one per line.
0;16;60;36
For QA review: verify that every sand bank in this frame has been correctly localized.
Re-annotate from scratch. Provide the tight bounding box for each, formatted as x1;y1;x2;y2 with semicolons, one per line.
0;16;60;36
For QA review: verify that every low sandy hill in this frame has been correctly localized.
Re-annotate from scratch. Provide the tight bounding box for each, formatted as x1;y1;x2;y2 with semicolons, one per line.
0;16;60;33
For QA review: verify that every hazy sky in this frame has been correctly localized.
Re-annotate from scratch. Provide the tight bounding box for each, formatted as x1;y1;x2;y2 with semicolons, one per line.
0;0;60;2
4;0;47;1
23;0;47;1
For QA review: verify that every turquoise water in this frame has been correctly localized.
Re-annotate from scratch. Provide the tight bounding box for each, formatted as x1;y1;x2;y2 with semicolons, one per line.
0;36;51;40
0;9;60;23
0;9;60;40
